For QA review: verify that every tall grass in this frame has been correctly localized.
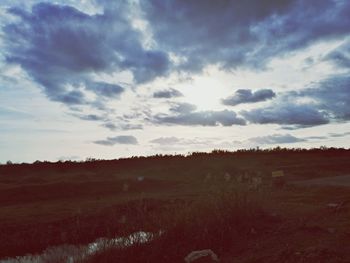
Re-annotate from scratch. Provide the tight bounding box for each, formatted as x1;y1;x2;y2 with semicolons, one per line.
86;178;268;263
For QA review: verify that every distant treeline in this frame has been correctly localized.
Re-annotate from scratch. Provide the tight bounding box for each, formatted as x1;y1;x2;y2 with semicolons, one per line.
1;146;349;169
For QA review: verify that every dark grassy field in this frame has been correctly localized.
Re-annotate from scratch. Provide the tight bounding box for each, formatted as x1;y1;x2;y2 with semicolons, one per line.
1;148;350;262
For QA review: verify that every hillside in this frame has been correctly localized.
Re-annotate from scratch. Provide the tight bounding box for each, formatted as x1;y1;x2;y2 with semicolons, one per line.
1;148;350;262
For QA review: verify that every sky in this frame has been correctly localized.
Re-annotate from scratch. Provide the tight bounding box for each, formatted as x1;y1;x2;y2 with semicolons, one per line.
0;0;350;163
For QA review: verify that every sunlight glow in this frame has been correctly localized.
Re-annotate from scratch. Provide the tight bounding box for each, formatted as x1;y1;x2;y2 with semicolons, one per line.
180;71;230;111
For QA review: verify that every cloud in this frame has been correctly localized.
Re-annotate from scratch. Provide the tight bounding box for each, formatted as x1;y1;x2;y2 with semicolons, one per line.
141;0;350;72
329;131;350;138
241;74;350;128
248;134;306;144
169;102;197;114
148;136;192;151
324;40;350;69
4;1;350;98
153;88;183;98
77;114;105;121
94;135;138;146
149;136;234;152
103;122;143;131
222;89;276;106
297;75;350;121
120;124;143;130
55;90;87;105
241;103;329;127
103;123;117;130
86;82;124;98
154;109;246;126
305;136;328;140
3;2;170;108
75;115;144;130
0;106;33;119
3;0;350;137
149;136;181;145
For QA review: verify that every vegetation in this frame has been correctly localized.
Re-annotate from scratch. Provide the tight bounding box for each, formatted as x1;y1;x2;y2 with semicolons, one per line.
1;147;350;262
85;180;268;263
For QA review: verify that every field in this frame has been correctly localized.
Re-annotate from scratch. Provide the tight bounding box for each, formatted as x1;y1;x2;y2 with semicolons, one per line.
1;148;350;262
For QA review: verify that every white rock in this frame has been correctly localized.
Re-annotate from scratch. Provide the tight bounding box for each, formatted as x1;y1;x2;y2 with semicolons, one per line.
184;249;219;263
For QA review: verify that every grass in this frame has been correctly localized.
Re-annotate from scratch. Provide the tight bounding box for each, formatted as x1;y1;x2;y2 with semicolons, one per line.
1;148;350;262
85;180;269;263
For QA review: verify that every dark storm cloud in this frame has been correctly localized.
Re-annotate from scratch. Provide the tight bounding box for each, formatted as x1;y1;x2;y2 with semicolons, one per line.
153;88;183;98
3;2;170;107
94;135;138;146
3;1;350;99
222;89;276;106
248;134;306;144
154;109;246;126
141;0;350;72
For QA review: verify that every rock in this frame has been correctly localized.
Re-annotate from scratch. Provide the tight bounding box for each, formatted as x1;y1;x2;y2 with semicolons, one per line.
184;249;219;263
327;203;340;208
137;176;144;182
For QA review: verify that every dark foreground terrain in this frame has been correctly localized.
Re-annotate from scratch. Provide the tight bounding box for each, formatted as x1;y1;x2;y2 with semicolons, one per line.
1;148;350;262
